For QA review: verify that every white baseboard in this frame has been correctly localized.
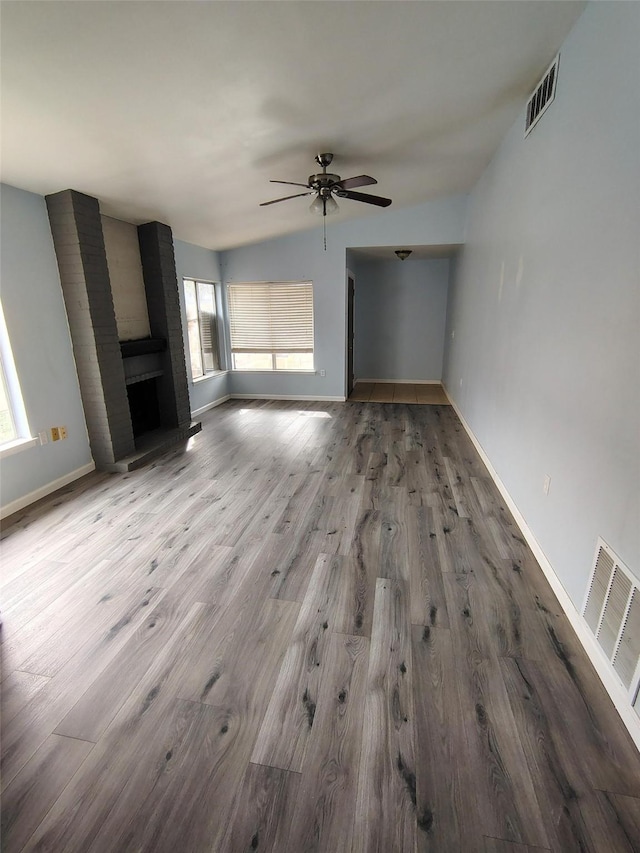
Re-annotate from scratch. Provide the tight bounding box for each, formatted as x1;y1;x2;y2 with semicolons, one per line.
356;378;442;385
229;394;346;402
443;384;640;750
191;395;231;416
1;461;96;520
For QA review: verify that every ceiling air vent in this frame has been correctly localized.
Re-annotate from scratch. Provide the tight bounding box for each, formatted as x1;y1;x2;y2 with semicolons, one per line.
525;55;559;137
583;538;640;706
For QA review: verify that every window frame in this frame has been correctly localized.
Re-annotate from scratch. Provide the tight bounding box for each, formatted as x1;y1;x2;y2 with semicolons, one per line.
226;280;314;373
183;278;224;382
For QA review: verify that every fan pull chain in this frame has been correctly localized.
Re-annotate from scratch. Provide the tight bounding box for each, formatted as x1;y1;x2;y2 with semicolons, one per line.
323;215;327;251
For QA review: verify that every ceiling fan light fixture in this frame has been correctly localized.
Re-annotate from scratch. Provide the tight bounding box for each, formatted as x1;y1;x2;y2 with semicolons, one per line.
395;249;412;261
309;195;324;216
324;194;339;216
309;194;339;216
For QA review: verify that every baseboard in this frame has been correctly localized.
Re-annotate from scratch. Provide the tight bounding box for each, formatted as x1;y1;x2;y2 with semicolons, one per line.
356;378;442;385
229;394;346;402
191;395;231;416
0;461;96;520
443;384;640;751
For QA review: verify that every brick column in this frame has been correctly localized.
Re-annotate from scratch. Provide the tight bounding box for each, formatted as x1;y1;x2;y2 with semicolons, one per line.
46;190;135;466
137;222;191;429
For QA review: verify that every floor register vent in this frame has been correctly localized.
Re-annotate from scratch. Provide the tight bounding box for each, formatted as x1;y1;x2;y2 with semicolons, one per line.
525;55;559;137
583;538;640;712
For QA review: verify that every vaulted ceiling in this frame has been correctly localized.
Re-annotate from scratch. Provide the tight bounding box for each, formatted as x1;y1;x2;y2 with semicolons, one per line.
1;1;584;250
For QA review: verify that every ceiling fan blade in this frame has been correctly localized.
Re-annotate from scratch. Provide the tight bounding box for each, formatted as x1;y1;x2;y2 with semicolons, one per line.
338;190;392;207
270;180;311;188
260;192;314;207
334;175;377;190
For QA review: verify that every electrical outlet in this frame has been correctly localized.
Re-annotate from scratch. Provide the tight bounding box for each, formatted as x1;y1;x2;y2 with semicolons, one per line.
51;426;60;441
320;369;326;377
39;430;48;445
543;474;551;495
451;330;455;339
459;378;463;387
59;426;68;440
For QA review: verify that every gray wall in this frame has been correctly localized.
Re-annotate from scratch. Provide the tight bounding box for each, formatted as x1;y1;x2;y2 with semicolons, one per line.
222;195;467;399
173;238;229;414
0;184;93;511
354;258;449;382
443;2;640;605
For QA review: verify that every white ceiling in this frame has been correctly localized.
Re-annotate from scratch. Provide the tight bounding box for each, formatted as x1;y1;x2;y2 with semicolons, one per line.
1;1;584;251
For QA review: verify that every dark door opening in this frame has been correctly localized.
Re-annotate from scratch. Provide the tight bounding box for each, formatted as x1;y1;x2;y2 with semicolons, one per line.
347;274;355;397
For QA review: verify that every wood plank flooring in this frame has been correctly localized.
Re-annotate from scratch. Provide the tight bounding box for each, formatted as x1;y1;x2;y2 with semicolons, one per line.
349;382;450;404
1;399;639;852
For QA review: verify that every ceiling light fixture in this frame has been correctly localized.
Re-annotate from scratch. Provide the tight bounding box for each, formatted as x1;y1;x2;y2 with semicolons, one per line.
395;249;412;261
309;189;339;251
309;193;339;216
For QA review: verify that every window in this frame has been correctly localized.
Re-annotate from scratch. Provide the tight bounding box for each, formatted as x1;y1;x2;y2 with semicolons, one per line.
0;354;17;444
184;279;221;380
227;281;314;371
0;301;34;454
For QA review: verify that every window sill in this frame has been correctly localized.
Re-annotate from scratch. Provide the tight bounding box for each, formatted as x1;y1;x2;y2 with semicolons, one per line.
192;370;229;384
0;436;39;459
231;369;317;374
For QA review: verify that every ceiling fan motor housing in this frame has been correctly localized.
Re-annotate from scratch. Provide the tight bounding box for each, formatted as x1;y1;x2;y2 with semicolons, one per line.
309;173;341;191
310;152;340;192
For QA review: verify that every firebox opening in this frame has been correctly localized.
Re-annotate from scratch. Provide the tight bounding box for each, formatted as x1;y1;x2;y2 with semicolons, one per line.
127;378;161;439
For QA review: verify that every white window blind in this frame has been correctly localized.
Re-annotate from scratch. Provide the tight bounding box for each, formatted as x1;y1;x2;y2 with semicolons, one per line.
227;282;314;354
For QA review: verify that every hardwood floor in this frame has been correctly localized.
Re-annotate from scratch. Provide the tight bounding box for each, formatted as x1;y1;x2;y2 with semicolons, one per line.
349;382;450;404
1;399;639;852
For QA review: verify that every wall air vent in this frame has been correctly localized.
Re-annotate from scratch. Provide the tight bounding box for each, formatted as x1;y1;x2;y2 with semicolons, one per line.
583;538;640;712
525;55;559;137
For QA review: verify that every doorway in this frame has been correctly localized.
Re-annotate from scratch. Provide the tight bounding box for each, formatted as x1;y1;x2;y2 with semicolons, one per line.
346;272;355;397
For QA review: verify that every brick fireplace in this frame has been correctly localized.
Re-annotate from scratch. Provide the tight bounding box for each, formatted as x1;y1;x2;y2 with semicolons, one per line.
46;189;200;471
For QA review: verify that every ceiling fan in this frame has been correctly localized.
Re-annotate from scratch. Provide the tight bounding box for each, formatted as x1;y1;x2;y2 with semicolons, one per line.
260;153;392;216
